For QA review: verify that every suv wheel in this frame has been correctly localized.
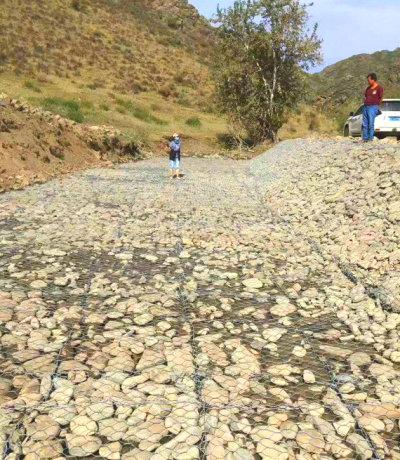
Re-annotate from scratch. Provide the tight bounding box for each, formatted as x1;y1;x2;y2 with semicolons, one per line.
344;126;349;137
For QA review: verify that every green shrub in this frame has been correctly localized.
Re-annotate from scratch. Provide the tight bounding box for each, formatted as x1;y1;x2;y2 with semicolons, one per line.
186;117;201;128
39;98;84;123
131;106;164;125
100;104;110;111
71;0;86;11
24;81;42;93
306;111;320;131
115;98;168;125
177;93;193;107
167;17;180;29
115;98;133;110
168;36;182;47
81;100;94;110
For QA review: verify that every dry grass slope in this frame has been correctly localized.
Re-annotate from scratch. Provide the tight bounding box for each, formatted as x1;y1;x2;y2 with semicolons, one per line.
0;0;226;149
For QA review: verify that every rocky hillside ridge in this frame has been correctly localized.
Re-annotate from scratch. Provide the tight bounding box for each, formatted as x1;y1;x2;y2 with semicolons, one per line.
0;94;144;193
252;138;400;313
310;48;400;126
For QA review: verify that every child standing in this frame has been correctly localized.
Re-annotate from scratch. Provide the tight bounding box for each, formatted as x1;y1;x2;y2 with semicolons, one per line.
169;133;181;179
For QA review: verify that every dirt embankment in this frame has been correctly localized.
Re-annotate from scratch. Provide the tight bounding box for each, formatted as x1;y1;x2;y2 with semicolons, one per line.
0;96;143;193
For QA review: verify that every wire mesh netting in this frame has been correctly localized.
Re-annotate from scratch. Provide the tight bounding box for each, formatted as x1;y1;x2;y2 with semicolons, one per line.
0;156;398;459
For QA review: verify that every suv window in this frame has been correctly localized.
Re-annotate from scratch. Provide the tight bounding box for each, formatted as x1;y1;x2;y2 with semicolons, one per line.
381;101;400;112
355;106;364;116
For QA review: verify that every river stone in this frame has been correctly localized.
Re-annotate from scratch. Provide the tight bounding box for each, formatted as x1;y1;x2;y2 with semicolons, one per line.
202;381;229;406
172;426;202;446
369;363;399;379
262;328;287;342
256;439;289;460
86;402;115;421
99;418;128;441
270;303;296;317
70;415;98;436
99;441;123;460
251;425;283;442
49;406;77;425
105;354;135;373
13;349;40;363
26;415;61;441
134;313;154;326
0;378;11;394
292;346;306;358
119;337;145;355
122;449;153;460
66;434;102;457
296;430;325;453
303;370;315;384
347;433;373;459
30;280;47;289
243;278;263;289
267;364;296;377
358;415;386;432
349;352;371;367
126;419;168;443
43;249;66;257
23;355;55;375
339;383;355;394
359;403;400;419
22;439;63;459
319;345;352;359
136;349;165;371
280;421;298;440
233;448;254;460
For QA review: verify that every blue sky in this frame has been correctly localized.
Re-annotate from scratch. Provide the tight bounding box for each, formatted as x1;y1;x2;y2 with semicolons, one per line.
191;0;400;73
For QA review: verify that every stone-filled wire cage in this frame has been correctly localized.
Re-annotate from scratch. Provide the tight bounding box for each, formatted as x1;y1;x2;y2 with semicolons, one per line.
0;150;399;460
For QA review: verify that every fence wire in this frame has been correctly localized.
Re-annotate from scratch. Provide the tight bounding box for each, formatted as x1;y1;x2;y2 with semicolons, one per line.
0;156;398;460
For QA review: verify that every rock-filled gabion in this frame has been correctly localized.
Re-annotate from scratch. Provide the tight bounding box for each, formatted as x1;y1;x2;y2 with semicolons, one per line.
0;145;399;459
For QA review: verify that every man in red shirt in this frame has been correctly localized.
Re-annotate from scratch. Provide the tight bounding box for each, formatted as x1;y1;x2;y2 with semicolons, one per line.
363;73;384;142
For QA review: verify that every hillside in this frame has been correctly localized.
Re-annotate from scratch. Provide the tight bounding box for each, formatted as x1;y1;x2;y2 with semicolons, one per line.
310;48;400;128
0;0;226;150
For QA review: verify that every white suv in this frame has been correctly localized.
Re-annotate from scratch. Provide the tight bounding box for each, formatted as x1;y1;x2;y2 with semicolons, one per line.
344;99;400;139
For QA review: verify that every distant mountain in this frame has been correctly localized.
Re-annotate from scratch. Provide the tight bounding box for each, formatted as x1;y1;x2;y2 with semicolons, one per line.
310;48;400;126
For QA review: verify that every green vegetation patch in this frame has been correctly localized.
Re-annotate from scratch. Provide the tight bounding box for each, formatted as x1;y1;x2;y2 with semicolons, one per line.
39;98;84;123
24;80;42;93
115;98;168;125
186;117;201;127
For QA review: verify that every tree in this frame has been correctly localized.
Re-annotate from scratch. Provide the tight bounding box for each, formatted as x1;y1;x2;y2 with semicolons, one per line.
213;0;322;143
